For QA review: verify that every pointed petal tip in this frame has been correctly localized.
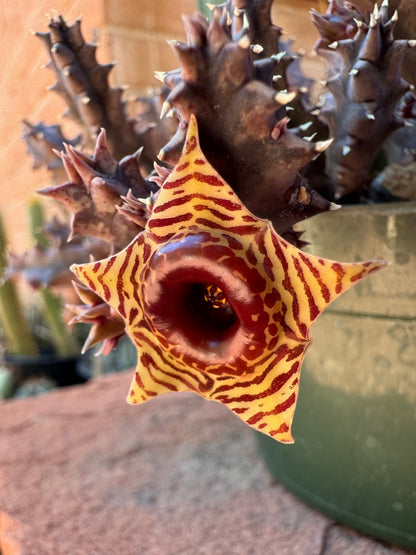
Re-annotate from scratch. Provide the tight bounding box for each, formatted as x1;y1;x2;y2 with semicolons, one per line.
70;262;84;279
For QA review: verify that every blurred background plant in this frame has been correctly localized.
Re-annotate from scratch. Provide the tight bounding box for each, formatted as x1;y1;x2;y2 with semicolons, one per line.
0;198;87;398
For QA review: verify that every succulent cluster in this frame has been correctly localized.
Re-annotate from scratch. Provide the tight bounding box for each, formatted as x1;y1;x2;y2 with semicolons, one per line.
311;0;416;200
15;0;415;355
8;0;414;435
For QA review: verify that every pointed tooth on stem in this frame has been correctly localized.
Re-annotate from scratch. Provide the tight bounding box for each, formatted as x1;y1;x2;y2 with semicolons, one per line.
238;34;251;50
272;51;286;62
366;112;376;120
314;137;334;152
353;18;363;28
342;145;351;156
160;100;172;119
329;202;341;210
154;70;166;83
252;44;264;54
328;41;338;49
243;12;250;31
275;90;297;105
349;68;359;76
303;133;317;142
391;10;398;22
299;121;313;131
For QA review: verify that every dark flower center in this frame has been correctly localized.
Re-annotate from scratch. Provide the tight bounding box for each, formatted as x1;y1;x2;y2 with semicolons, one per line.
188;282;237;332
202;283;228;309
141;233;256;366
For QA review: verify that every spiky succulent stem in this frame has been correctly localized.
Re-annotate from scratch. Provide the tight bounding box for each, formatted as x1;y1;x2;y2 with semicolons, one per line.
36;16;141;161
158;9;335;241
23;120;82;183
38;129;157;251
312;1;415;199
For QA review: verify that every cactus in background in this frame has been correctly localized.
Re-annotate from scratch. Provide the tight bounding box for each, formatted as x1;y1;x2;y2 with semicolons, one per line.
0;212;37;356
27;199;79;357
1;200;89;358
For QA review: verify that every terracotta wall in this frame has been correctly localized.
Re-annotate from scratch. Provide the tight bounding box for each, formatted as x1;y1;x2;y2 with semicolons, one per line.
0;0;321;251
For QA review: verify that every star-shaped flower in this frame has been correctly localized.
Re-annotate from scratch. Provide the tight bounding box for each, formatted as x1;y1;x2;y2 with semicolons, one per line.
71;115;386;443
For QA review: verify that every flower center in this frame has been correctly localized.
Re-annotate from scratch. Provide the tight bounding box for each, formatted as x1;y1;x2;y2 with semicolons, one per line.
141;232;258;367
203;283;229;309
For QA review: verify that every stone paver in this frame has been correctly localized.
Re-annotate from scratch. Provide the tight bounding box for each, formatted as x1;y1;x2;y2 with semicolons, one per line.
0;371;414;555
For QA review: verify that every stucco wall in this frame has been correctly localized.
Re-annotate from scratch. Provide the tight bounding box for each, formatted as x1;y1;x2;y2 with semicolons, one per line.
0;1;105;250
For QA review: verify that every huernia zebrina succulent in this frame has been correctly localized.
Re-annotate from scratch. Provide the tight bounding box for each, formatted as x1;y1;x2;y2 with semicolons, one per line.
19;0;415;441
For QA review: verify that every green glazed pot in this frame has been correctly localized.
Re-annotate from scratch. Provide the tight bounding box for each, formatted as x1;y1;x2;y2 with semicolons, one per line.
256;202;416;550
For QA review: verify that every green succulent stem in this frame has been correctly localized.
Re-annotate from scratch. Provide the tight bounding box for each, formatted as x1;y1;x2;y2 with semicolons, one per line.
0;212;38;355
39;287;78;356
28;199;79;357
28;198;49;249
